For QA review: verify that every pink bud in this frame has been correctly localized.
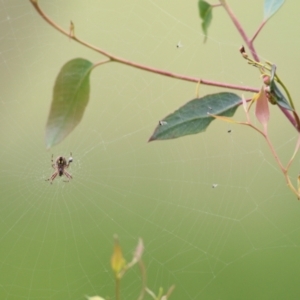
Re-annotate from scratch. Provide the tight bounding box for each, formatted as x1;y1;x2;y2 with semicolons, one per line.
263;75;270;85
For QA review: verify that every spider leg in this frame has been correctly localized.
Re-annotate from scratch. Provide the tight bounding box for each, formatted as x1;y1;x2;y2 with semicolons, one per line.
46;171;58;184
64;171;72;179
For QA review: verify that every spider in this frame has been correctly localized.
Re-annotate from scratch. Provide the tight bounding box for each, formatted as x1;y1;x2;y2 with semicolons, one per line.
46;153;73;184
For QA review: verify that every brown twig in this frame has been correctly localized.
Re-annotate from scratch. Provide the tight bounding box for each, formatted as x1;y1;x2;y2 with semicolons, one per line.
29;0;259;93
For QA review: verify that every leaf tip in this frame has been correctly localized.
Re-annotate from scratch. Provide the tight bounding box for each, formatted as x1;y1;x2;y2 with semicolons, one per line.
263;0;285;21
45;138;52;150
148;136;154;142
198;0;212;40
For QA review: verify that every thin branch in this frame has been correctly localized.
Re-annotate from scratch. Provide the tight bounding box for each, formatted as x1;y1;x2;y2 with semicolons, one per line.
250;21;266;43
240;122;287;174
286;134;300;173
137;260;147;300
92;59;111;69
274;74;300;130
211;3;222;8
286;176;299;199
264;133;286;173
29;0;259;93
220;0;260;62
278;105;300;132
164;285;176;299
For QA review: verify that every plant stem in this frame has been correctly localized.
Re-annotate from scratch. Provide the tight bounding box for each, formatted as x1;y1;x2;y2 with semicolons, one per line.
29;0;259;93
137;260;146;300
244;122;300;198
115;277;120;300
241;123;281;168
250;21;266;43
286;176;299;198
220;0;260;62
286;134;300;171
264;133;285;173
278;105;299;131
274;75;300;130
92;59;111;69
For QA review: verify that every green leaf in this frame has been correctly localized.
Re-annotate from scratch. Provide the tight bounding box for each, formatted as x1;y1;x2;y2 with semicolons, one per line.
45;58;94;148
198;0;213;42
270;81;293;111
264;0;285;21
149;92;241;142
268;64;293;111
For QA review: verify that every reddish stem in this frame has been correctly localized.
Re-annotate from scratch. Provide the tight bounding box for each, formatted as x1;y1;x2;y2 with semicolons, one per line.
29;0;258;93
220;0;260;62
30;0;300;131
250;21;266;43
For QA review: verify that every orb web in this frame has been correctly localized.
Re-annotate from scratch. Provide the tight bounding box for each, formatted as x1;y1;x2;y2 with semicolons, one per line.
1;1;300;300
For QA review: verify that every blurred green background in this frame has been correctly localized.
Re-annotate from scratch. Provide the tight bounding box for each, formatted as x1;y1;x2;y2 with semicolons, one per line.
1;1;300;299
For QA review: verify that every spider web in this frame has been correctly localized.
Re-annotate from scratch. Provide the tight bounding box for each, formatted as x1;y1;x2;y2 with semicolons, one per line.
1;1;300;299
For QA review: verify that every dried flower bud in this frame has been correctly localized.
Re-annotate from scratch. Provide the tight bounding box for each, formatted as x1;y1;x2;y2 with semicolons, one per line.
239;46;246;54
239;46;248;58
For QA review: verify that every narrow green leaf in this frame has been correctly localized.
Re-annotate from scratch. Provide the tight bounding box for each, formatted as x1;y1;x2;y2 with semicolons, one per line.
264;0;285;21
270;81;293;111
268;64;293;111
149;92;241;141
45;58;94;148
198;0;213;42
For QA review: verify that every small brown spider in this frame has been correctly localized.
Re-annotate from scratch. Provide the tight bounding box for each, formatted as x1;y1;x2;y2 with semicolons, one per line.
46;153;73;184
